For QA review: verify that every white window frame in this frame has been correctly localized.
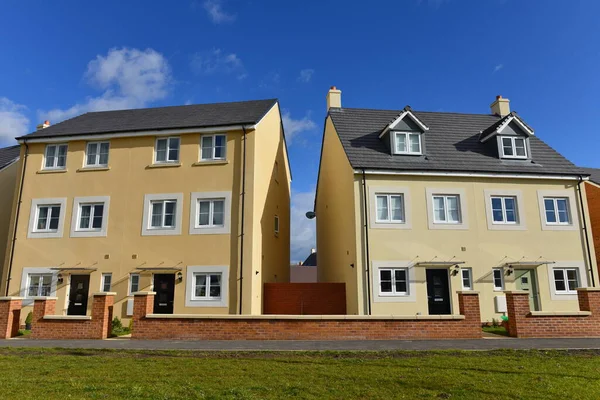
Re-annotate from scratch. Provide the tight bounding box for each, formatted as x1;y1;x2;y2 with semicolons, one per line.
543;197;571;225
500;136;528;159
492;268;504;291
27;198;67;239
33;205;61;232
70;196;110;238
369;187;412;230
20;268;57;305
142;193;183;236
129;274;140;295
393;132;422;155
553;268;580;295
537;190;578;231
274;215;280;235
196;199;226;228
43;144;68;170
200;134;227;161
461;268;473;290
484;190;526;231
425;188;468;230
191;272;223;301
149;200;177;229
101;273;112;292
185;266;229;307
189;192;231;235
378;268;409;296
85;141;110;167
432;194;461;224
375;194;405;224
490;196;519;225
154;137;180;164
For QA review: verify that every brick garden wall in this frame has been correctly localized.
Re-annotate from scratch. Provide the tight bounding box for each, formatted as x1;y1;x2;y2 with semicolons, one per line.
0;297;22;339
131;291;482;340
585;182;600;279
505;289;600;338
263;283;346;315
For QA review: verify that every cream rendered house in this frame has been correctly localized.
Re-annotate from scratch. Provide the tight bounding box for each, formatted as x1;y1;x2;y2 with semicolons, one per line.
1;99;291;322
316;87;598;321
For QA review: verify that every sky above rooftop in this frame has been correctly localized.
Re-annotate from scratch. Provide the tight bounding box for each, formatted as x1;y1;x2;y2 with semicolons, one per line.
1;0;599;261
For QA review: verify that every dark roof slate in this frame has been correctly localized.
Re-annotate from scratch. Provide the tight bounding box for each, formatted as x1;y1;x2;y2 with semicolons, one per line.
329;107;586;176
18;99;278;140
0;145;20;169
302;252;317;267
582;168;600;185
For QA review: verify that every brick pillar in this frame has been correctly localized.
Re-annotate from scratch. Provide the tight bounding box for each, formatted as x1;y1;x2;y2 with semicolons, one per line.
31;297;57;338
0;297;23;339
505;291;530;338
577;288;600;317
91;293;116;339
132;292;155;339
457;291;482;338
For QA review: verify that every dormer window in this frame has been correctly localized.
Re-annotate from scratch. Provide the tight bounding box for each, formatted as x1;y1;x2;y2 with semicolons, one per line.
394;132;422;155
500;136;527;159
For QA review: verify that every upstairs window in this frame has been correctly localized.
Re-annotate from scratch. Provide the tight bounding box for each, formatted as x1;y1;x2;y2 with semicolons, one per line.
77;203;105;231
376;194;404;223
394;132;421;155
44;144;68;170
491;196;518;224
432;195;461;224
85;142;110;167
544;197;571;225
200;135;227;161
500;136;527;159
197;199;225;228
35;205;61;232
155;137;180;163
150;200;177;229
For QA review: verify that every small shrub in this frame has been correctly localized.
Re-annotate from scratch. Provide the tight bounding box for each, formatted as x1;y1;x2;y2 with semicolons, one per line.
111;317;131;337
491;318;499;328
25;312;33;325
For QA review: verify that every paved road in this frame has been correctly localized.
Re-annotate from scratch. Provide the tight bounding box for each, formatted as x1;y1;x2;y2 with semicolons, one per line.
1;337;600;351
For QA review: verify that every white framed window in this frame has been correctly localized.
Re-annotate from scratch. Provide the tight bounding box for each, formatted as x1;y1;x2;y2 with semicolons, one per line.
70;196;110;238
274;215;280;235
491;196;518;224
192;273;222;300
461;268;473;290
394;132;422;155
129;274;140;295
197;199;225;228
500;136;527;159
142;193;183;236
200;134;227;161
85;142;110;167
492;268;504;291
27;273;53;297
28;198;67;239
154;137;180;163
78;203;104;231
379;268;409;295
101;273;112;292
43;144;68;170
544;197;571;225
375;194;405;223
34;205;61;232
432;195;461;224
189;192;231;235
553;268;579;294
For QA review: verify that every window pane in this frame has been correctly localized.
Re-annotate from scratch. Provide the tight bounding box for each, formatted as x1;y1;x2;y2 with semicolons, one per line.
201;136;213;149
87;143;98;165
37;207;48;230
49;206;60;230
130;275;139;293
214;135;226;158
168;138;180;161
99;143;109;165
195;274;207;297
433;196;445;222
515;138;526;157
80;205;91;229
409;134;420;153
544;199;556;223
57;145;67;167
164;202;176;227
45;146;56;167
491;198;503;222
376;196;389;221
198;201;210;225
502;137;513;156
151;202;163;227
103;275;112;292
493;269;502;288
557;199;569;223
447;196;459;223
209;274;221;297
504;198;517;222
380;270;392;293
566;270;578;290
212;200;224;226
554;270;566;291
92;206;103;229
156;139;167;162
395;134;406;153
390;196;403;221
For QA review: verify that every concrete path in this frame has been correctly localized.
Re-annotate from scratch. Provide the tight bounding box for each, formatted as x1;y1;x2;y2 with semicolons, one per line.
1;337;600;351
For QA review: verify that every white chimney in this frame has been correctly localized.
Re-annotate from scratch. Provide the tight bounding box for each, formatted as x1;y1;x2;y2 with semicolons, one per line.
490;95;510;117
36;120;51;130
326;86;341;110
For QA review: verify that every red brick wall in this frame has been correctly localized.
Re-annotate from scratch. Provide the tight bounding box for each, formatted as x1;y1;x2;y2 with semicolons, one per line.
131;292;482;340
585;182;600;279
263;283;346;315
506;290;600;338
30;294;114;340
0;298;22;339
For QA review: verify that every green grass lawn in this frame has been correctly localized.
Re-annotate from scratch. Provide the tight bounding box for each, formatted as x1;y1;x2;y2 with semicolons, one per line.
0;348;599;399
482;326;509;336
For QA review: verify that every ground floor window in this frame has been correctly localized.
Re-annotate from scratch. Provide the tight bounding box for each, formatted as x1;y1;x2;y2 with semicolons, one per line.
193;273;222;300
461;268;473;290
101;273;112;292
129;274;140;294
553;268;579;294
27;274;52;297
492;268;504;291
379;268;408;295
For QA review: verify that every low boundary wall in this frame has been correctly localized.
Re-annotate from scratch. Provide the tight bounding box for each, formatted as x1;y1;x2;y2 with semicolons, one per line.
263;283;346;315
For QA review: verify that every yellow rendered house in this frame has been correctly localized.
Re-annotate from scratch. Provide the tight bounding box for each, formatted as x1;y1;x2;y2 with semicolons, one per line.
1;99;291;323
316;87;598;322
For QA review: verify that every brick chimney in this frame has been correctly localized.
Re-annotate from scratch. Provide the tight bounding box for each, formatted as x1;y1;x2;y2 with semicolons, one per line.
490;95;510;117
36;120;51;130
326;86;341;110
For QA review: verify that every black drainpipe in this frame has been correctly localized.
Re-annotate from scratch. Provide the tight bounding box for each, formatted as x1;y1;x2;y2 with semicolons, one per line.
5;141;28;296
577;176;596;287
238;127;247;314
361;169;372;315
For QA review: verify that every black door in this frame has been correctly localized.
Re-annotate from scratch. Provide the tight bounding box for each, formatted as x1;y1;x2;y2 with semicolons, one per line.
67;275;90;316
153;274;175;314
426;269;451;315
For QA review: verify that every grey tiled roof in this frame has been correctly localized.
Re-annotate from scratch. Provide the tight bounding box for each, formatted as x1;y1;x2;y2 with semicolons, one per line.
582;168;600;185
302;252;317;267
18;99;278;140
0;145;20;169
329;107;586;176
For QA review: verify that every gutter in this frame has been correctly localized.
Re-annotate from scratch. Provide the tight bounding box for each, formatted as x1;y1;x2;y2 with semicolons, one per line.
238;127;247;314
577;176;596;287
361;169;372;315
5;141;28;296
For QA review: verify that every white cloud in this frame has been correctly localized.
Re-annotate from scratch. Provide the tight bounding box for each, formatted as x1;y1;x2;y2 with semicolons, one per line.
282;111;317;144
297;69;315;83
203;0;236;24
190;49;246;79
493;64;504;73
0;97;29;142
40;47;172;123
291;190;316;262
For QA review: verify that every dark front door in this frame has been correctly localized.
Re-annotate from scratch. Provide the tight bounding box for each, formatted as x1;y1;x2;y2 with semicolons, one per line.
153;274;175;314
426;269;451;315
67;275;90;316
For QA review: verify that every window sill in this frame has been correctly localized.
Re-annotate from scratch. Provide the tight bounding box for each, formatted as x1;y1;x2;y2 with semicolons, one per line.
146;163;181;169
37;169;67;174
192;160;228;166
77;166;110;172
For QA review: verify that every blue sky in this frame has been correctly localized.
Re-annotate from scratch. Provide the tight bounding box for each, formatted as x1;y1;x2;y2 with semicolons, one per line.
1;0;599;261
